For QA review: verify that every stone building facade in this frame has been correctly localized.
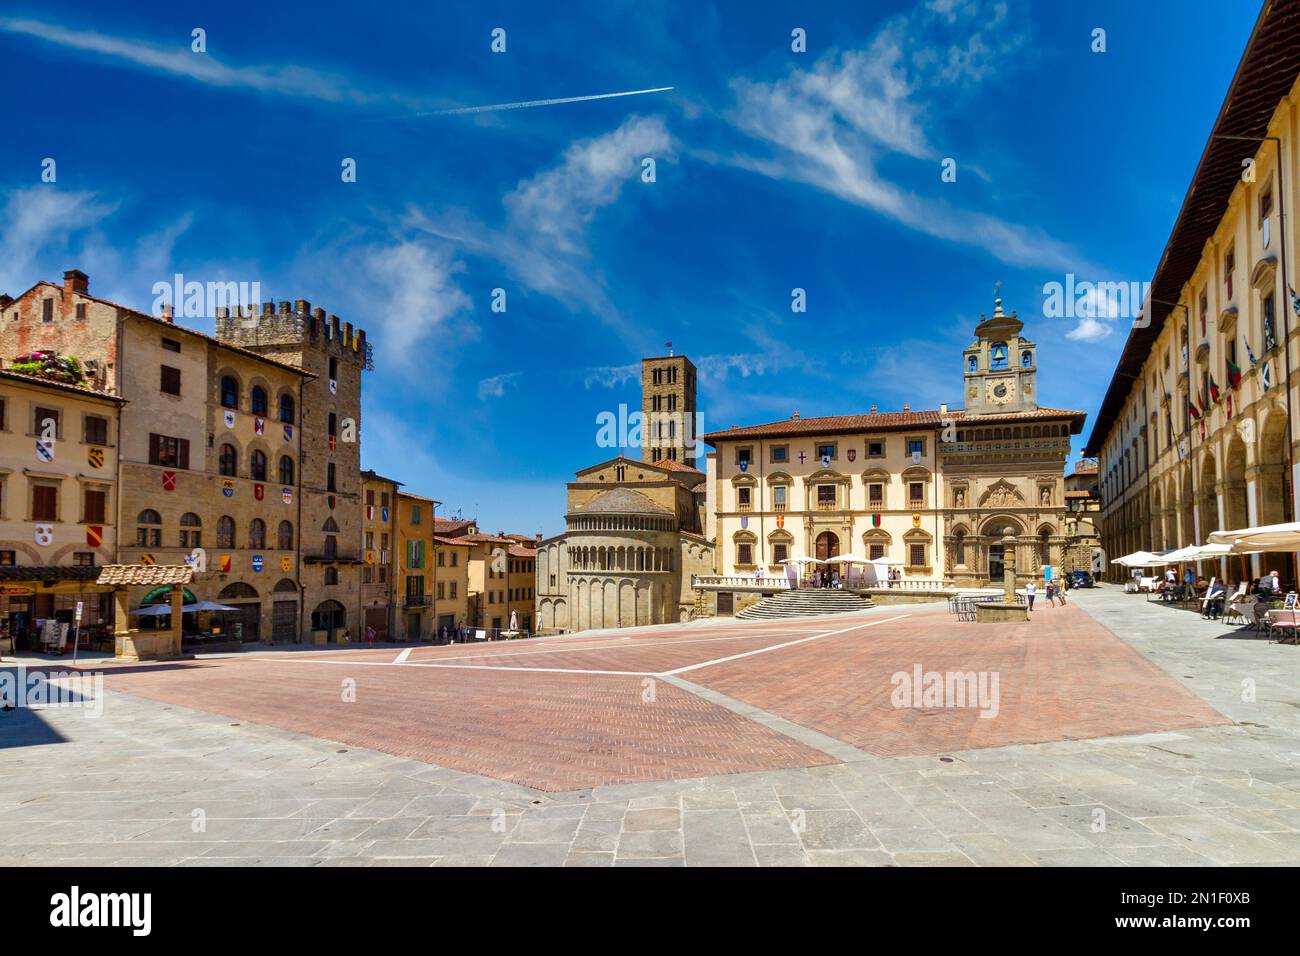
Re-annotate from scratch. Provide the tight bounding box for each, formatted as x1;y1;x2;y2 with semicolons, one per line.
0;271;371;642
535;454;714;634
361;471;399;639
641;353;699;468
0;369;125;650
1087;18;1300;585
706;301;1085;590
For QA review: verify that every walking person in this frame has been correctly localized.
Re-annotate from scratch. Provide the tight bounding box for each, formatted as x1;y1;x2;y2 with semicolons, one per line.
364;625;374;648
1044;579;1057;607
1025;578;1037;611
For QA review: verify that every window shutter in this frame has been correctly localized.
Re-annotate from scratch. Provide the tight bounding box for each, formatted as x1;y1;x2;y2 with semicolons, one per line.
148;433;160;466
179;438;190;470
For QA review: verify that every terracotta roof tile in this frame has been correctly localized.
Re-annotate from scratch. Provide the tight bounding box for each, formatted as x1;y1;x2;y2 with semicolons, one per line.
704;406;1086;442
97;564;194;586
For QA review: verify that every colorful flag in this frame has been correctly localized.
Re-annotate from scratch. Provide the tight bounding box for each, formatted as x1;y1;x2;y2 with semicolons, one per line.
1208;375;1220;404
219;554;231;573
254;483;265;501
1226;391;1234;420
1188;398;1201;422
86;525;103;548
1262;360;1273;391
254;416;265;434
1244;336;1258;368
1226;357;1241;389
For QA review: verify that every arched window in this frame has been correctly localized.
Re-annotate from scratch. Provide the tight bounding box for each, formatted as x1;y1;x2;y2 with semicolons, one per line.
322;517;339;533
1021;350;1033;368
279;455;294;485
278;393;294;424
220;375;239;408
250;385;268;416
322;517;339;559
250;449;267;481
136;509;161;547
217;515;236;548
990;341;1009;370
324;567;339;585
967;355;977;372
219;443;237;476
327;462;336;492
249;518;266;549
277;520;293;550
179;512;202;548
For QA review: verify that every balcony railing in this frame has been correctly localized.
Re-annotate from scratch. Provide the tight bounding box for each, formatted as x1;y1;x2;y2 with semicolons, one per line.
738;501;752;513
816;500;837;511
773;502;787;513
404;594;431;607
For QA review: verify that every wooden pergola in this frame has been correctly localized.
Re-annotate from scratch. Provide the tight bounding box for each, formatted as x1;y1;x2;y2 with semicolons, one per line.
97;564;195;661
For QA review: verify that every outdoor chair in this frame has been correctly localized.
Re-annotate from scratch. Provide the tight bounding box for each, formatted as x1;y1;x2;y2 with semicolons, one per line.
1265;608;1299;645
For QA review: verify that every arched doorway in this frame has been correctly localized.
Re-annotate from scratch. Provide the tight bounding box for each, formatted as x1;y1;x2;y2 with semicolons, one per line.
814;530;840;561
311;599;346;642
218;582;261;643
272;578;299;644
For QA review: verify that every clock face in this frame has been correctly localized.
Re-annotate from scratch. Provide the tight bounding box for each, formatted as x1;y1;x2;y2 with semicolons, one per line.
986;378;1015;405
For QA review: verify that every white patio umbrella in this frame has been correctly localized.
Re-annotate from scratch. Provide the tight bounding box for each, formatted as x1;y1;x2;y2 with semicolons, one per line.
1208;522;1300;552
1159;545;1203;563
780;556;823;565
1110;551;1166;568
824;554;870;564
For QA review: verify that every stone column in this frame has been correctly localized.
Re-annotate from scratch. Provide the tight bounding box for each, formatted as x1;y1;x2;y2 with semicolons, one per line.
113;589;132;659
168;583;185;657
1002;530;1018;604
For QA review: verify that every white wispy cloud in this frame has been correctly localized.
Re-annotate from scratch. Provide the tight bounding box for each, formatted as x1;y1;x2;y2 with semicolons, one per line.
582;363;640;389
409;114;672;329
477;372;519;400
0;16;402;106
0;187;116;295
720;0;1092;273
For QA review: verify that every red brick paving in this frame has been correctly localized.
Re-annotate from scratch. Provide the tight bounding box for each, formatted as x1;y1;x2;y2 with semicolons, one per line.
93;604;1228;791
99;657;835;791
690;605;1229;756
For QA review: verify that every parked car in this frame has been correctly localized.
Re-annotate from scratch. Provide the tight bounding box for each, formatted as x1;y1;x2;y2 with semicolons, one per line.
1069;570;1095;588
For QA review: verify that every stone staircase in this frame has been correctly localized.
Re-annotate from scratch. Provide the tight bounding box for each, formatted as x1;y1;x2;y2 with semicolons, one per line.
736;588;875;621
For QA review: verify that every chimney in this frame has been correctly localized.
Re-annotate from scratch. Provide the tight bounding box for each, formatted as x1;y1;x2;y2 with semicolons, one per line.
161;304;174;323
870;404;877;414
535;533;542;541
791;410;800;420
903;403;910;412
940;403;948;415
0;294;12;309
63;270;88;296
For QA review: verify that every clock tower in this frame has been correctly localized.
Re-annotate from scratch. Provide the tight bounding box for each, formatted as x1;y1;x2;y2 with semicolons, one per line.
962;292;1038;415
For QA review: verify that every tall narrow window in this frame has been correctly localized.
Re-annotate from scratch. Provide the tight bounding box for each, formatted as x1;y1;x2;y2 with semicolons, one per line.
220;376;239;408
279;393;294;424
251;385;268;416
219;443;237;476
250;449;267;481
217;516;236;548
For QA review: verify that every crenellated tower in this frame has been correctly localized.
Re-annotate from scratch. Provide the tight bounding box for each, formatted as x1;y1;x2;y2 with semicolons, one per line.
216;300;371;636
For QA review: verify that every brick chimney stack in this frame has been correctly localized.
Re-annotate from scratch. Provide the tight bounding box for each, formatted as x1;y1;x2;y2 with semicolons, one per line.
902;403;910;412
161;304;174;323
870;404;878;414
63;270;88;295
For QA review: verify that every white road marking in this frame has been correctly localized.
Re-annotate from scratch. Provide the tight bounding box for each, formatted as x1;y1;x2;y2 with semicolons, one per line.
393;648;413;664
659;615;910;677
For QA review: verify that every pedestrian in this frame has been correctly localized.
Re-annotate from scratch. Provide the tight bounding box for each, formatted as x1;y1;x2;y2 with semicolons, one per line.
1058;579;1068;606
364;625;374;648
1045;579;1057;607
1025;579;1037;611
342;627;351;643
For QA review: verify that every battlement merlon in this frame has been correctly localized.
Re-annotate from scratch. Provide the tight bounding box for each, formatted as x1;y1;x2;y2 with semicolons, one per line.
214;299;369;367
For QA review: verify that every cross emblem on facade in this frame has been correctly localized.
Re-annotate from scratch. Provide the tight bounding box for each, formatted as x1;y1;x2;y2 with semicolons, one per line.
798;451;807;464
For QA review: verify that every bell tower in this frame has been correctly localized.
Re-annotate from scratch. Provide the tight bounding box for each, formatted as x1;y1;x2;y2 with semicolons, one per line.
962;290;1038;415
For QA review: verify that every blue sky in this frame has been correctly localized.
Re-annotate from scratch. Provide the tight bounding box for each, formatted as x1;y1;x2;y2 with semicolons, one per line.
0;0;1262;536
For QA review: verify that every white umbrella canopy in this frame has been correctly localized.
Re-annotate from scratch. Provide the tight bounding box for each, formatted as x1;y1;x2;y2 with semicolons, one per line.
1209;522;1300;552
781;556;823;565
824;553;870;564
1160;546;1203;562
1111;551;1166;568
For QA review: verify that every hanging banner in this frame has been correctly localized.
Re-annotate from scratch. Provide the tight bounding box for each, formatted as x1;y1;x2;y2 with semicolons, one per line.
86;525;103;548
254;416;265;434
36;438;54;463
34;524;54;546
223;410;236;429
284;424;294;442
280;556;292;573
251;555;264;573
87;447;105;468
161;471;177;491
282;487;293;505
222;479;235;498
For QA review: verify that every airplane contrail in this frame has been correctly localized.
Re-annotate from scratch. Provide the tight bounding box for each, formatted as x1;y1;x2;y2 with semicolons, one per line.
403;86;673;118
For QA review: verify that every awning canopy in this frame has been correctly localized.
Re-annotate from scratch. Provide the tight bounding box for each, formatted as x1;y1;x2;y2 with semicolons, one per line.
824;554;870;564
1110;551;1166;568
1208;522;1300;553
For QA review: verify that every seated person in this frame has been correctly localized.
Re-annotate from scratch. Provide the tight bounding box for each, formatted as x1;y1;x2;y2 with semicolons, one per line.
1202;580;1227;619
1257;571;1282;600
